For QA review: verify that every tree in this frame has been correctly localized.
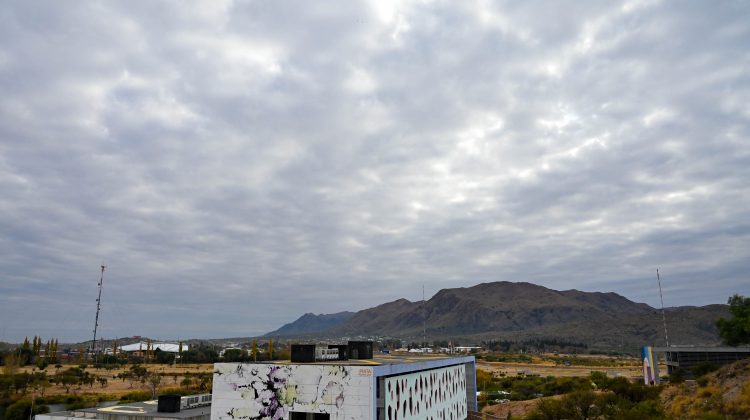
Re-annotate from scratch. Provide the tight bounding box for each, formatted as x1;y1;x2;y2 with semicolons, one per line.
154;349;175;364
4;399;49;420
716;294;750;346
146;372;161;398
227;348;252;362
3;353;20;375
32;336;40;357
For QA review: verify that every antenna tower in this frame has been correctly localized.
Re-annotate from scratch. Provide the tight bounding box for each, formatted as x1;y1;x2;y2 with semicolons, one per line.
656;268;670;347
422;284;426;352
92;265;106;354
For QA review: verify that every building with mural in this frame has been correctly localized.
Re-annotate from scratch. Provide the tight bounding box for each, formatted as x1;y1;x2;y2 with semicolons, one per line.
210;353;477;420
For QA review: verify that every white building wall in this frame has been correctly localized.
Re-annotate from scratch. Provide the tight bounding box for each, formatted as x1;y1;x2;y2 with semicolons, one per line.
383;364;467;420
211;363;373;420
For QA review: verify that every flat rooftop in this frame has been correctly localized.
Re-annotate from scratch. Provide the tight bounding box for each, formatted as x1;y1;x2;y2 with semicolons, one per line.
268;353;473;366
652;346;750;353
41;400;210;419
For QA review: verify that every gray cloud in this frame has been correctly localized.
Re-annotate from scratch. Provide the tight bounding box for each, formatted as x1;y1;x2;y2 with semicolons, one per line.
1;0;749;342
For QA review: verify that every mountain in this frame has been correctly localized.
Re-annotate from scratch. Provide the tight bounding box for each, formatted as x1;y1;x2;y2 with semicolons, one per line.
331;282;656;336
264;311;355;337
270;281;729;352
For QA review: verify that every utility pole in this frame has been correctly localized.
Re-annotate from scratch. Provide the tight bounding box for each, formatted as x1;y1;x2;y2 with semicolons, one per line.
656;269;670;347
92;265;106;358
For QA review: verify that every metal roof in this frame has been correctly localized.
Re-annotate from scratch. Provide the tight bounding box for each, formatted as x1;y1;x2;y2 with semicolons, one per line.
119;342;187;353
652;346;750;353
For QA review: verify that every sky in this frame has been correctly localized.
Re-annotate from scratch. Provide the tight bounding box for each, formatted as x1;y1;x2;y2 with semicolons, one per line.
1;0;749;343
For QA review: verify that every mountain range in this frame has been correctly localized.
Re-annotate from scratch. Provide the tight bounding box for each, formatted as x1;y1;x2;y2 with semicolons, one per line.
265;281;729;352
264;311;355;336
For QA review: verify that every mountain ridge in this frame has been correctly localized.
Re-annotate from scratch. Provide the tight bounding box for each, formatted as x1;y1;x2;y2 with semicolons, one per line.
264;311;355;337
265;281;729;351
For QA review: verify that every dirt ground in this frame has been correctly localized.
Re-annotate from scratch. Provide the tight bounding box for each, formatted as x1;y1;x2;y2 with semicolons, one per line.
476;360;644;378
19;363;215;397
482;395;563;419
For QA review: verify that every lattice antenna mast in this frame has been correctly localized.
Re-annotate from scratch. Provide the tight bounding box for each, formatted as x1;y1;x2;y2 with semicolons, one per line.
656;268;670;347
92;265;106;354
423;284;427;351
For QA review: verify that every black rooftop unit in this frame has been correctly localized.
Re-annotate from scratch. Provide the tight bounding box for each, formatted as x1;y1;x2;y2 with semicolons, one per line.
347;341;373;360
291;344;316;363
327;344;349;361
157;394;181;413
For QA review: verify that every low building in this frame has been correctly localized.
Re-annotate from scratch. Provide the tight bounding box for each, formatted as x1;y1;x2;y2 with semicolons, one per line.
653;346;750;375
120;342;187;353
211;353;477;420
453;346;482;353
36;394;211;420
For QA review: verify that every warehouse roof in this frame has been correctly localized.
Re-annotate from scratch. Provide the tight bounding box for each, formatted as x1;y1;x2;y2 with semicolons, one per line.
119;342;187;353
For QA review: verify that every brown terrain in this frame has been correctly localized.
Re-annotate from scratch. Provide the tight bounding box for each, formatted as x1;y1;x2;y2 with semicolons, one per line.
274;281;728;352
19;364;214;397
482;395;563;419
477;360;643;379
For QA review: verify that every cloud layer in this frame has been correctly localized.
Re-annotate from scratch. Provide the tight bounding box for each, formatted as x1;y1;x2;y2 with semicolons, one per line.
1;0;749;341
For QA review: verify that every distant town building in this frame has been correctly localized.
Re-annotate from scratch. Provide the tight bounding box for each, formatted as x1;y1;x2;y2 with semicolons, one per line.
119;342;187;354
454;346;482;353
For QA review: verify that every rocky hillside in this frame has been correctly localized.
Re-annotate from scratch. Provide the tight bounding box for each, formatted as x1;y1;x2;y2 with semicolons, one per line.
332;282;655;337
264;311;354;337
268;281;729;351
662;358;750;418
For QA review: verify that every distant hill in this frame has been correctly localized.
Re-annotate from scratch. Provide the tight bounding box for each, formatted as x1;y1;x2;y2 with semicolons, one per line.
268;281;730;352
264;311;355;337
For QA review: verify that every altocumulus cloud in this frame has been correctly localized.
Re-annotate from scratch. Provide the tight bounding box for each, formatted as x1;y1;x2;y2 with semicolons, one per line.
0;0;749;342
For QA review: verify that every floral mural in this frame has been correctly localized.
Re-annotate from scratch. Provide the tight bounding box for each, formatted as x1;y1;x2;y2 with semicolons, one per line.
211;363;372;420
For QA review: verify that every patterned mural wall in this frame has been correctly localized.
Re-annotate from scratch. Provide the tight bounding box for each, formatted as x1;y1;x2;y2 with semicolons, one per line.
211;363;373;420
384;364;467;420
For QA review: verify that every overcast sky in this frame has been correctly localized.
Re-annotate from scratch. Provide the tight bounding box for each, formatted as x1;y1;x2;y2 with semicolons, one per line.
1;0;749;343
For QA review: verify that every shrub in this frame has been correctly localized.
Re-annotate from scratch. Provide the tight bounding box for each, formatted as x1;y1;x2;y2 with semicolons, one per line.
118;390;151;403
692;362;719;378
4;400;50;420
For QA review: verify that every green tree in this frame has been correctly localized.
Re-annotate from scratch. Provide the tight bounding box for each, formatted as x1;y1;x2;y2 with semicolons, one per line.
716;294;750;346
4;400;50;420
146;372;162;398
154;349;176;364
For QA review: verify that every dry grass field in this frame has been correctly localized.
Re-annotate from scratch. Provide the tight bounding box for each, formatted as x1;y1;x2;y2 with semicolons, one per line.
18;363;214;397
477;360;644;378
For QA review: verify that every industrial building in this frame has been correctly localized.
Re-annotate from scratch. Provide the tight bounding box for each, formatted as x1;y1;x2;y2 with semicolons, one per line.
653;346;750;374
642;345;750;383
211;342;477;420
